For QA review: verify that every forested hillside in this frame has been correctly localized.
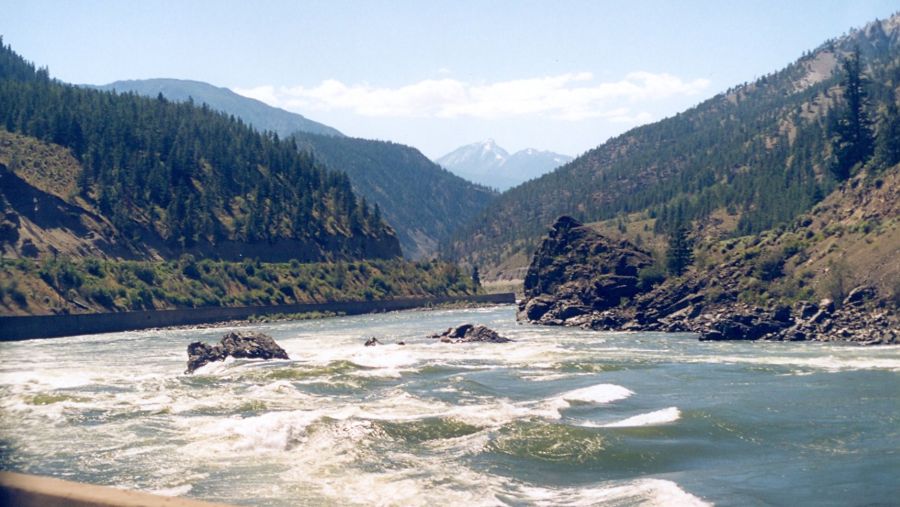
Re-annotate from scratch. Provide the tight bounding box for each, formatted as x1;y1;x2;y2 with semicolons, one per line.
0;40;400;262
293;133;497;259
89;79;497;259
448;15;900;277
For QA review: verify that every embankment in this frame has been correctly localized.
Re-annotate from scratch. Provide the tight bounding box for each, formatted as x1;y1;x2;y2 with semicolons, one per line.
0;293;515;341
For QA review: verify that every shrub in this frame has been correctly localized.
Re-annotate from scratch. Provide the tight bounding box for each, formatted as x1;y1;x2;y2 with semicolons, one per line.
182;262;201;280
84;258;104;277
637;264;666;290
134;265;156;285
754;249;786;281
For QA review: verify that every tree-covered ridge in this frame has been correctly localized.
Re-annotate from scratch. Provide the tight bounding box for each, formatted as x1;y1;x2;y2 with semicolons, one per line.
293;132;497;259
447;15;900;274
0;39;399;261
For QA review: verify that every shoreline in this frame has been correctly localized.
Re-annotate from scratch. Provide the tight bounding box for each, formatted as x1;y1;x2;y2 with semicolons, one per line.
0;293;516;341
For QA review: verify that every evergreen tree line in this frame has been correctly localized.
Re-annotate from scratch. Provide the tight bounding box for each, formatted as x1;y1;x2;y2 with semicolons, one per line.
0;39;391;252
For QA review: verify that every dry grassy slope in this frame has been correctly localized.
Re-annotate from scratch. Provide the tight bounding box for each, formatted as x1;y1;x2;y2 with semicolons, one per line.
797;165;900;297
684;164;900;304
0;129;135;260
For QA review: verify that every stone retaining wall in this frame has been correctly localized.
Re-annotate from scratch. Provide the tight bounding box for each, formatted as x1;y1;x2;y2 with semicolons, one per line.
0;293;516;341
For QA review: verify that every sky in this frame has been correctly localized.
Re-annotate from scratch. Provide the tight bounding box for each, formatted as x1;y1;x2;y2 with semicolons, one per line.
2;0;898;159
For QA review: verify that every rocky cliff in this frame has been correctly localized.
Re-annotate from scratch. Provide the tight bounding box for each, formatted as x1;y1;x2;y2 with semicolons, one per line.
517;216;653;324
519;213;898;345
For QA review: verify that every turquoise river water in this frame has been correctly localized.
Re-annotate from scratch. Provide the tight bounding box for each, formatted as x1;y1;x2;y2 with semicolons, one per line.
1;305;898;506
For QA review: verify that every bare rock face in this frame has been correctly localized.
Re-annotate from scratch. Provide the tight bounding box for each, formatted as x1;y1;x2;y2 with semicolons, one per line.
518;216;653;324
430;324;512;343
186;331;289;373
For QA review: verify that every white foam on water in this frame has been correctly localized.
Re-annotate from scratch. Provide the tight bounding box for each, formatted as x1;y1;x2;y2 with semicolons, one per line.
184;409;321;453
188;356;235;376
561;384;635;404
526;383;634;420
0;369;96;389
690;354;900;372
286;447;505;507
591;407;681;428
512;478;711;506
149;484;193;497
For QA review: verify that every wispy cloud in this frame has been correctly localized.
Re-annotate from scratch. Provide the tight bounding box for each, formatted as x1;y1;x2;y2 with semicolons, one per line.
235;71;710;122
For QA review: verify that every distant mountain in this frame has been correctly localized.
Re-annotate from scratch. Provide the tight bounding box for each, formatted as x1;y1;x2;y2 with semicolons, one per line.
293;133;497;259
447;14;900;277
99;79;497;259
92;78;343;138
436;139;572;190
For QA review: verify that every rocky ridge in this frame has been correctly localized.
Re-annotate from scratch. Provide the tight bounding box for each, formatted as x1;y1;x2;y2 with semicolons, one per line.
518;216;898;344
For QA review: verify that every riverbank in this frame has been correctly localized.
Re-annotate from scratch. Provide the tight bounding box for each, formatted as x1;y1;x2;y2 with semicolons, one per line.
0;293;515;341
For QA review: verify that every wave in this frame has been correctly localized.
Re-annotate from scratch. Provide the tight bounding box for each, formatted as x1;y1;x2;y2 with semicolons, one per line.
575;407;682;428
561;384;634;404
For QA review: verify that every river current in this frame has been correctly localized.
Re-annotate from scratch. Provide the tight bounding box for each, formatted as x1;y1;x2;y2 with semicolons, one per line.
1;305;898;506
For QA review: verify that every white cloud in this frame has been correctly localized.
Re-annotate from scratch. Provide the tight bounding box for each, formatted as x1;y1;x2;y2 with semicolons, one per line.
234;71;709;122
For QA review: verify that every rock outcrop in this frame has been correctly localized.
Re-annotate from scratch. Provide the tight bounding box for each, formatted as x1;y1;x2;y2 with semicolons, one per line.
186;331;289;373
518;216;653;325
430;324;512;343
517;217;898;345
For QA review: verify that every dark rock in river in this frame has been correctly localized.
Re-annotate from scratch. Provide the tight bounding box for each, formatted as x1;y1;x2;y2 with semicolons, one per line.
186;331;289;373
518;216;652;325
364;337;382;347
430;324;511;343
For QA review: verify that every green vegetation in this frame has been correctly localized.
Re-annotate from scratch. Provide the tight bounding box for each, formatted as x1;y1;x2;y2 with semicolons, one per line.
665;226;694;276
829;47;874;180
0;257;479;315
0;39;397;260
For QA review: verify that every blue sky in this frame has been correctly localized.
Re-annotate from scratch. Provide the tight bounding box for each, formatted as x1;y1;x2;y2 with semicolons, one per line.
2;0;898;158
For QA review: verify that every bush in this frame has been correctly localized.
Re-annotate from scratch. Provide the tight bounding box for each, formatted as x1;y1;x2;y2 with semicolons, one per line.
134;265;156;285
823;259;851;306
638;264;666;290
84;258;104;277
182;262;201;280
754;249;786;281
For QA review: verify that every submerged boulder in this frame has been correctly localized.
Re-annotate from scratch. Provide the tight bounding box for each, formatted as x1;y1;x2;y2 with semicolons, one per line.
186;331;289;373
430;324;512;343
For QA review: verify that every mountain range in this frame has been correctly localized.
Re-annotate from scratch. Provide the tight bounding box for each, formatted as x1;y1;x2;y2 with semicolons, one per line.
435;139;572;190
92;78;343;138
94;79;495;259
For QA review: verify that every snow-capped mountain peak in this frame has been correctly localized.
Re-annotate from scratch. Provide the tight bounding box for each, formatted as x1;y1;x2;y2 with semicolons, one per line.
435;140;572;191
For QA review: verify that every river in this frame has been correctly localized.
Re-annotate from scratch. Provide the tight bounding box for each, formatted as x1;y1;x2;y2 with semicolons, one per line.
1;305;898;506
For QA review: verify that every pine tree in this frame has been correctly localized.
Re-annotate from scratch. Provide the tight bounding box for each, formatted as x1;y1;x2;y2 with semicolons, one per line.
665;226;693;276
471;265;481;288
830;47;874;180
876;99;900;168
